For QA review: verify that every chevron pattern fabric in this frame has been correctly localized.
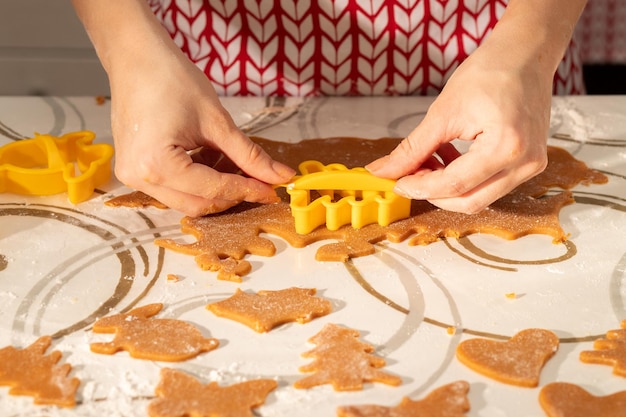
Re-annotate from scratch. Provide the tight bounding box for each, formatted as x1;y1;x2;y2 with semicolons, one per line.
147;0;584;96
578;0;626;64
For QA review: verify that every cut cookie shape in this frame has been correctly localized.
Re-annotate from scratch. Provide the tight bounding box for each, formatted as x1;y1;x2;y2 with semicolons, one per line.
0;336;79;407
337;380;470;417
294;323;402;391
580;319;626;376
456;328;559;387
90;303;219;361
207;287;332;332
539;382;626;417
148;368;277;417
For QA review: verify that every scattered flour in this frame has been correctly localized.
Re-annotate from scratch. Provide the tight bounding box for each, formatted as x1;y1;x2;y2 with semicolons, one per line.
550;97;601;140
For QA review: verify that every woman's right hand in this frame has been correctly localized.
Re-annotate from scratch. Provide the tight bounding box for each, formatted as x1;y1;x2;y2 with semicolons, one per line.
108;48;294;217
72;0;295;216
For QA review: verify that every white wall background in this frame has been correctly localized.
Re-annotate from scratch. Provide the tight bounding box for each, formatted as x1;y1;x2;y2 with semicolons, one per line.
0;0;109;95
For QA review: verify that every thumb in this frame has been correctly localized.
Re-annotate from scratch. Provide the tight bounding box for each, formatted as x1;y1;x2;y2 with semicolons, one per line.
366;117;448;179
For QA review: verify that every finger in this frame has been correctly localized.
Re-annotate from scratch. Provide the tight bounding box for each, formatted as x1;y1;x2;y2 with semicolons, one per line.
165;164;281;206
133;181;242;217
393;146;506;202
214;131;295;185
163;191;238;216
394;146;545;213
365;116;454;179
140;144;282;205
423;167;518;213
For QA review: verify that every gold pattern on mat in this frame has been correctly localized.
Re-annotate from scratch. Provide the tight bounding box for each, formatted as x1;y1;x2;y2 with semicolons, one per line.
455;237;577;267
1;204;165;340
343;246;608;344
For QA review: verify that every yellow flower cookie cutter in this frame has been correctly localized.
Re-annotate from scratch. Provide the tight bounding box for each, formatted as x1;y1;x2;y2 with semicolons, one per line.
0;130;114;203
285;160;411;234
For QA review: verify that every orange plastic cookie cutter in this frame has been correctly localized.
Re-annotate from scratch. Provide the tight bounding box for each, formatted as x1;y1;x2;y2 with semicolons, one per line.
0;130;114;203
285;160;411;234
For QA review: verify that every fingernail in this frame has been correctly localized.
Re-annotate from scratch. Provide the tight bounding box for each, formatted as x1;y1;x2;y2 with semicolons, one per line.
272;161;296;180
365;156;388;173
394;183;428;200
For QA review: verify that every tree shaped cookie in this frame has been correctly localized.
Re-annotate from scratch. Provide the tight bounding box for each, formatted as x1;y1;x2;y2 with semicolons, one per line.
207;287;333;332
456;328;559;387
147;368;277;417
0;336;79;407
294;323;402;391
90;303;219;361
337;380;470;417
540;382;626;417
580;319;626;376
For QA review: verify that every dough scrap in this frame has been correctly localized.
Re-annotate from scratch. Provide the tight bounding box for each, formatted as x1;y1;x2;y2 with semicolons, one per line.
90;303;219;361
148;368;277;417
154;138;607;280
337;380;470;417
0;336;79;407
294;323;402;391
539;382;626;417
456;328;559;387
105;190;168;209
195;252;252;283
580;319;626;376
207;287;332;332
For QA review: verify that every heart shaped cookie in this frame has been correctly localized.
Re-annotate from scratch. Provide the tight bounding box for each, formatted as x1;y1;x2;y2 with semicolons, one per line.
540;382;626;417
456;328;559;387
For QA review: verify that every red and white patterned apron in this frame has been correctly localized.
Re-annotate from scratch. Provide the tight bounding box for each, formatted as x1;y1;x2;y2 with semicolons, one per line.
578;0;626;64
147;0;584;96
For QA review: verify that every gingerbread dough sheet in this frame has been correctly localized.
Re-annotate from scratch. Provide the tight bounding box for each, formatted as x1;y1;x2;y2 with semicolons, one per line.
155;141;606;279
1;96;625;417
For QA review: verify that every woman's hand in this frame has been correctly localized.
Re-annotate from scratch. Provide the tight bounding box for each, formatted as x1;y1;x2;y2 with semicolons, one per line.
366;0;586;214
108;53;294;217
72;0;295;217
367;48;551;214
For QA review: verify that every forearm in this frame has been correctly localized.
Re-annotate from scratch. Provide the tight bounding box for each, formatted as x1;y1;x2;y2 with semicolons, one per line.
480;0;587;79
71;0;181;76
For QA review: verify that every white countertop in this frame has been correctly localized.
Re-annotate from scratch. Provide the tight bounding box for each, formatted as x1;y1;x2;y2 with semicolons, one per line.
1;95;625;416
